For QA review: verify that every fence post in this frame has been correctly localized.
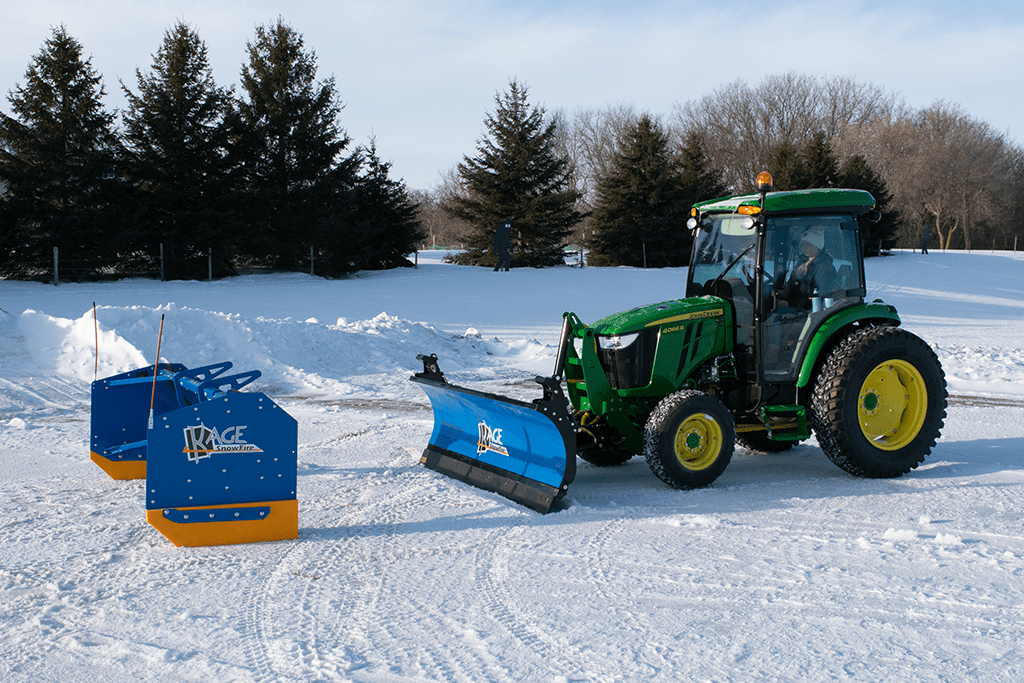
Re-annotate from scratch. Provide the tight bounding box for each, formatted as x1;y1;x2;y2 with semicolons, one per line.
53;246;59;286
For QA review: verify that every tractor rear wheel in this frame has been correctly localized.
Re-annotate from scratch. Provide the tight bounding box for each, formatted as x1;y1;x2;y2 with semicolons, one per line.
643;390;735;489
811;327;946;477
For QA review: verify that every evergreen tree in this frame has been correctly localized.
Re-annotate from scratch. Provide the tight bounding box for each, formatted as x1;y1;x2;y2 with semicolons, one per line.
678;131;729;209
121;21;235;279
769;139;810;191
308;151;361;277
445;80;582;267
839;154;899;256
0;26;120;277
312;141;423;276
771;132;897;256
350;140;424;270
801;131;839;187
588;115;690;267
236;18;354;270
771;131;838;191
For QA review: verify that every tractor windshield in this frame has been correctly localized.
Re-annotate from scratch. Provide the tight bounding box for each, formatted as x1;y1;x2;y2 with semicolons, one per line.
687;215;759;296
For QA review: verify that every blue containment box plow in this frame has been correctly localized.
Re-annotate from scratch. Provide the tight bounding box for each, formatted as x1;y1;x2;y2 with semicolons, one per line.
144;379;298;547
90;362;188;479
91;360;298;546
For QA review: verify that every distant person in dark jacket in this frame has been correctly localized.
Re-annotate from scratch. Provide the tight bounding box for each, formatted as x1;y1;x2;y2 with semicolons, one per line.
921;223;930;254
494;219;511;271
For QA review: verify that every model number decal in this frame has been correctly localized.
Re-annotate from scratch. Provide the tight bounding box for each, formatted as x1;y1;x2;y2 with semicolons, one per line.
652;308;724;330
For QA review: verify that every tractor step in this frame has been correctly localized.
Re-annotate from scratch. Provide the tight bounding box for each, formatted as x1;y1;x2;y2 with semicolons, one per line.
759;404;811;441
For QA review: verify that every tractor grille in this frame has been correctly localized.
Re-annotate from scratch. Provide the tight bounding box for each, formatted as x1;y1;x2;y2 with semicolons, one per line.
596;328;659;390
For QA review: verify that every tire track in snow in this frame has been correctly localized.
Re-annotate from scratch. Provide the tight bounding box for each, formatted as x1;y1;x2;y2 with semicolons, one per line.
346;490;494;682
579;514;664;680
474;521;596;682
239;440;509;682
325;446;520;683
239;542;305;683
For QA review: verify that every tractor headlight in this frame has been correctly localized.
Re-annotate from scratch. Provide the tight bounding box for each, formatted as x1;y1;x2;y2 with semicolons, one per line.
598;332;640;350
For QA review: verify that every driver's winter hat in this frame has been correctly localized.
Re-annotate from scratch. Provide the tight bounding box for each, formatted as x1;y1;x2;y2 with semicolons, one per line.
802;228;825;249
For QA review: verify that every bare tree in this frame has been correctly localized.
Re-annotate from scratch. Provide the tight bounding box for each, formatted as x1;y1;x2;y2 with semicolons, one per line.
560;104;641;203
872;102;1013;250
550;103;642;245
412;172;473;249
672;72;900;191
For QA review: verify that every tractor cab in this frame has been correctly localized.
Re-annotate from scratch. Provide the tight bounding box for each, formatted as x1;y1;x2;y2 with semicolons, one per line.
686;175;872;385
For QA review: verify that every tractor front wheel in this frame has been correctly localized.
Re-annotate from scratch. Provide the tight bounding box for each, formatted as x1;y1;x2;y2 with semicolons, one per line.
643;390;735;489
811;327;946;477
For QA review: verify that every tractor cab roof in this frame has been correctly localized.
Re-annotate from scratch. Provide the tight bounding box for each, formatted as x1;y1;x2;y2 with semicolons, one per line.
695;187;875;216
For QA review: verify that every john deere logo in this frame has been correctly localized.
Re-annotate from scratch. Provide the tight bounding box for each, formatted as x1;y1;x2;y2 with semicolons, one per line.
183;423;263;463
477;421;509;457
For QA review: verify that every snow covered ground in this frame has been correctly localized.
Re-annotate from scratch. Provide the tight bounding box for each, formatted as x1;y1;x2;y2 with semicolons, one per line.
2;249;1023;682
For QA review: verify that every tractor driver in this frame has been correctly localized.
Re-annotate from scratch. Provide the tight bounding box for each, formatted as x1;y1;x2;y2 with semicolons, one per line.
774;225;839;311
777;226;837;306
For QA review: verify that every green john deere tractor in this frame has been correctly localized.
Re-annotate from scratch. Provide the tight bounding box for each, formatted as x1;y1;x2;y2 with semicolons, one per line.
412;172;947;512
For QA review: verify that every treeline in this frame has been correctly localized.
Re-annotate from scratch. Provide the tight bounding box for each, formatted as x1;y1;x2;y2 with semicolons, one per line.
0;22;423;281
422;75;1024;264
5;24;1021;279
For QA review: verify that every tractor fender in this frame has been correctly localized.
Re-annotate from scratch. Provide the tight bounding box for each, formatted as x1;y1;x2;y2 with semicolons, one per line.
795;302;901;389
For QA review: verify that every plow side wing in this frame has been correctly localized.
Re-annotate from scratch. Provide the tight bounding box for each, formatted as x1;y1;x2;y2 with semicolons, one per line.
412;363;576;513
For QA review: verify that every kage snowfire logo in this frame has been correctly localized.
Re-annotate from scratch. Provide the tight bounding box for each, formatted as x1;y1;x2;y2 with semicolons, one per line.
477;420;509;457
183;423;263;463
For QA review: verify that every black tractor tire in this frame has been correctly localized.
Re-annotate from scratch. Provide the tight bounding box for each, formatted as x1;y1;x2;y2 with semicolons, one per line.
735;430;797;453
811;326;946;478
643;390;735;489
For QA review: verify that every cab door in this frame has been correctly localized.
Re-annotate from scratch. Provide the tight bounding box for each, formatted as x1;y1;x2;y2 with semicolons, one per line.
757;216;865;383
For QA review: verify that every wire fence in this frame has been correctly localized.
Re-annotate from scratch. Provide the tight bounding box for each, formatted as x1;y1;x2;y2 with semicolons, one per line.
0;246;313;284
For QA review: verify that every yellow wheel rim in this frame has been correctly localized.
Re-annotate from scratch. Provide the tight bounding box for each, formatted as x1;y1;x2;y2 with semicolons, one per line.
858;359;928;451
674;414;723;471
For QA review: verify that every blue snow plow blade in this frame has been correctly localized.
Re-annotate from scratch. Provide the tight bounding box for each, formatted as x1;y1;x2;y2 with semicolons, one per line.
411;354;576;513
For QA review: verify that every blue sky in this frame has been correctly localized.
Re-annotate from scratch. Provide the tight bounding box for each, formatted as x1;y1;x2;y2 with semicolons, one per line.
3;0;1022;190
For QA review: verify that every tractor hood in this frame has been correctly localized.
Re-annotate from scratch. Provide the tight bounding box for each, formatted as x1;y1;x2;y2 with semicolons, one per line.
589;296;728;336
